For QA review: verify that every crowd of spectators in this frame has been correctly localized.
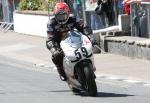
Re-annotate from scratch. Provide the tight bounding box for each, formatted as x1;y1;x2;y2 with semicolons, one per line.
52;0;150;37
64;0;126;30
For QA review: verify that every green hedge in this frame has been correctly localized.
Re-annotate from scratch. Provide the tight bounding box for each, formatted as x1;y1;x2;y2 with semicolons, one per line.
48;0;57;12
18;0;48;10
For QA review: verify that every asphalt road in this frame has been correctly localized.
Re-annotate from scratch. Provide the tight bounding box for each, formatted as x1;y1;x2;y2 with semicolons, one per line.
0;55;150;103
1;31;150;84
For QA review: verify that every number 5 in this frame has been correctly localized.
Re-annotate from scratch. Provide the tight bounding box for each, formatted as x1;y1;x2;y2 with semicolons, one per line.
75;49;81;60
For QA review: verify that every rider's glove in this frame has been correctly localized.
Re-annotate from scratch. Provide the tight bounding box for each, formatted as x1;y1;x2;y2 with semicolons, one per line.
51;48;64;63
51;48;64;64
87;34;99;46
87;34;94;42
83;26;95;45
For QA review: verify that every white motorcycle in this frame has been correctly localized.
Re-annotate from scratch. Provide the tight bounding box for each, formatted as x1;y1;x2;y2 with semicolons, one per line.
60;30;97;96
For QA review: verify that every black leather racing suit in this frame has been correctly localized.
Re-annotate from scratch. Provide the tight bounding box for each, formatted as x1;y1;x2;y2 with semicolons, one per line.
46;16;93;78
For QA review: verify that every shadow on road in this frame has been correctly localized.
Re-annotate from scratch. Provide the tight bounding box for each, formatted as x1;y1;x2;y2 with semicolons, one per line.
77;92;134;97
49;90;134;97
96;92;134;97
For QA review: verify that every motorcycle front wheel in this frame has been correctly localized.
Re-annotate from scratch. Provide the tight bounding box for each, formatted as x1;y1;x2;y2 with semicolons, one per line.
83;66;97;97
67;82;81;93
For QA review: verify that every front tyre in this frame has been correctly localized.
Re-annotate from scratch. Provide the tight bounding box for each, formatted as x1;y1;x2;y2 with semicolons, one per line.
83;66;97;96
67;82;81;93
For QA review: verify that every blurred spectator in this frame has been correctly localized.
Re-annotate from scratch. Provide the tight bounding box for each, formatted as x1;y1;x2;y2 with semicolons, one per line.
139;9;148;38
96;0;115;26
122;0;130;15
0;0;3;21
86;0;104;30
8;0;14;22
124;3;130;15
72;0;83;20
117;0;124;14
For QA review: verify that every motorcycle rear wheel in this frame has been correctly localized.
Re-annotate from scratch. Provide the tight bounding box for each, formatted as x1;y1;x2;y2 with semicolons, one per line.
83;66;97;97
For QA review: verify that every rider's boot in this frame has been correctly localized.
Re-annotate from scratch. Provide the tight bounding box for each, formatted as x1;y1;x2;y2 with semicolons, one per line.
57;66;67;81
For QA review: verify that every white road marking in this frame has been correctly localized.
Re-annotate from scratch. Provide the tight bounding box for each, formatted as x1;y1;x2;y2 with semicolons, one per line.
96;74;150;87
124;80;142;83
35;63;46;67
143;84;150;86
106;76;120;80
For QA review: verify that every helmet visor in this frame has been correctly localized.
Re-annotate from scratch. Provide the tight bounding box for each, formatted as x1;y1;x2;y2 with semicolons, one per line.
55;12;68;24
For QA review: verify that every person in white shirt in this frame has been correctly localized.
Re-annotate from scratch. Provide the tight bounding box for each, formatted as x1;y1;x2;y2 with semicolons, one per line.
86;0;104;30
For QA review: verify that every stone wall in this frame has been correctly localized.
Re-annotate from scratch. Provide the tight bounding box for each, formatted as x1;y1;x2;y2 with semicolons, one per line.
105;36;150;60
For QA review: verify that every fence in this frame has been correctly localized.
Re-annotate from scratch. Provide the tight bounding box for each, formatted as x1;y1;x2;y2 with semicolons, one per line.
0;22;13;32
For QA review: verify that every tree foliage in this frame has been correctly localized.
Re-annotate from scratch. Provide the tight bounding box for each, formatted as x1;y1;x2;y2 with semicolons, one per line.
18;0;48;10
48;0;57;12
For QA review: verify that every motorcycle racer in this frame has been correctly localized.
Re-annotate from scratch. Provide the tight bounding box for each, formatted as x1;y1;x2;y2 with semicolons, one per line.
46;2;94;81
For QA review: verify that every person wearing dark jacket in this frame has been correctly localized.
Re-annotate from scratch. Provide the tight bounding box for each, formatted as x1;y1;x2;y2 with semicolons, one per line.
96;0;115;26
46;2;93;81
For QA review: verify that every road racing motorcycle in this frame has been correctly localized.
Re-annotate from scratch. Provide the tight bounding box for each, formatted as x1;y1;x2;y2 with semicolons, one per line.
60;30;97;96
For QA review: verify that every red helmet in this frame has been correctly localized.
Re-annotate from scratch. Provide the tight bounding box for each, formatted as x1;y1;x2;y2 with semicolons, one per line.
54;2;70;24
